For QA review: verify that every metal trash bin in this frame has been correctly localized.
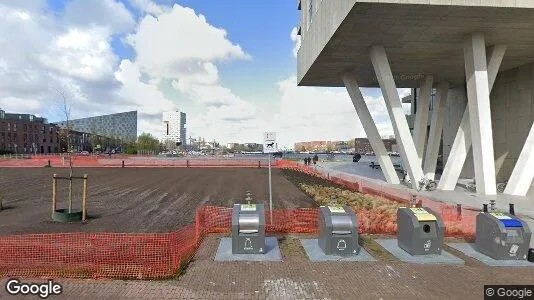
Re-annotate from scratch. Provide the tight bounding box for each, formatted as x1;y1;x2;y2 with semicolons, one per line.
232;203;265;254
397;207;445;255
318;205;360;255
475;205;531;260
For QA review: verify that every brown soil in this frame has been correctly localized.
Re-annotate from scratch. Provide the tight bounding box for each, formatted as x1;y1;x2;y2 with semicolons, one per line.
0;167;315;235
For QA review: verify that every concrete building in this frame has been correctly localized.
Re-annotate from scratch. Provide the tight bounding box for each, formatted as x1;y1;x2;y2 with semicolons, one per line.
297;1;534;196
0;110;59;154
58;111;137;143
162;110;187;146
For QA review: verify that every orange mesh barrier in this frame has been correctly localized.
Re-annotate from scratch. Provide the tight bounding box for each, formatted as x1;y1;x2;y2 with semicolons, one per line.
277;159;477;238
0;157;277;168
0;206;317;279
0;160;478;280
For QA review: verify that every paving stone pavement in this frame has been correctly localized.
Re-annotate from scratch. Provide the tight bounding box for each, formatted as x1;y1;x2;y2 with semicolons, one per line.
2;235;534;300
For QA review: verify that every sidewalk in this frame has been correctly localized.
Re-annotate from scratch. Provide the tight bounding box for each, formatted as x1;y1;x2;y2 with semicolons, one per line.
2;235;533;299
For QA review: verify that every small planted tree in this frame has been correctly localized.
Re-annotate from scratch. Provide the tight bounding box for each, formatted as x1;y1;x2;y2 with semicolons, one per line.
57;90;75;213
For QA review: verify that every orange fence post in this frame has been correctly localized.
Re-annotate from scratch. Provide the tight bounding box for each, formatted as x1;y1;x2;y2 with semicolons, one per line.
82;174;88;222
52;174;57;218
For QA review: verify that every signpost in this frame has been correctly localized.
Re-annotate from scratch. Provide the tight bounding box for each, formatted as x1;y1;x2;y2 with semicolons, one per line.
263;132;277;224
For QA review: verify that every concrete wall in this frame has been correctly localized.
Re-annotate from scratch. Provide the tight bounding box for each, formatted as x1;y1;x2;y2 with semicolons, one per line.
441;63;534;194
297;0;357;84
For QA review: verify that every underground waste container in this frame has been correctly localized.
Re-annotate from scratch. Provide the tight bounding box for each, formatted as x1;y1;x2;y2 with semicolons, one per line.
397;207;445;255
232;203;265;254
475;204;531;260
318;205;360;255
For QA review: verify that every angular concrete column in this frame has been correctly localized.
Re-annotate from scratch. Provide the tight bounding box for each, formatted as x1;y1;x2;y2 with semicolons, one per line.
413;75;433;164
342;75;400;185
438;45;506;191
370;45;425;189
437;109;471;190
504;122;534;196
463;33;497;195
423;82;449;180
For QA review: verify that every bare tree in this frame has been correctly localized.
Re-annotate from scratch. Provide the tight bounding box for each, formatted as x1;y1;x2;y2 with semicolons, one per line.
56;89;75;213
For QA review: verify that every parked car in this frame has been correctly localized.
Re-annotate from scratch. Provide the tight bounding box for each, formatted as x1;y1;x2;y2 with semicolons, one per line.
80;151;90;156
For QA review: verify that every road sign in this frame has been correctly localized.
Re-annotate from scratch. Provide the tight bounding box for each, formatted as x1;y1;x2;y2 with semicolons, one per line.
263;132;277;153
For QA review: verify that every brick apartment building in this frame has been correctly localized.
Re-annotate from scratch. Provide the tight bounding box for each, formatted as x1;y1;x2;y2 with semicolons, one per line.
0;110;59;154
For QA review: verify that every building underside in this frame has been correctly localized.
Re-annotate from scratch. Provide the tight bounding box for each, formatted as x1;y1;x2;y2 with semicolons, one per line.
297;0;534;197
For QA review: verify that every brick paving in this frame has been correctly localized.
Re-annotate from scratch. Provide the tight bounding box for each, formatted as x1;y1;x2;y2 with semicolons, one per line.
2;234;534;299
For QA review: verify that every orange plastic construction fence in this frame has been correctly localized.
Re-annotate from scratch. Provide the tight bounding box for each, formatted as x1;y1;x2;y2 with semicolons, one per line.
0;206;317;280
0;156;277;168
277;160;477;238
0;160;478;280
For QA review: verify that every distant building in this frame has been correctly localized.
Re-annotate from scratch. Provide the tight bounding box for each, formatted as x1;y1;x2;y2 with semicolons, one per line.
295;138;397;153
0;109;59;154
354;138;396;154
58;129;120;153
162;110;187;146
58;111;137;143
294;141;329;152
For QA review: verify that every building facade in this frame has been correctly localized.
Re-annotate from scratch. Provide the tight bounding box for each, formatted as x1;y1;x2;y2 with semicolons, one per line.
295;138;396;153
0;110;59;154
162;111;187;146
297;0;534;196
58;111;137;143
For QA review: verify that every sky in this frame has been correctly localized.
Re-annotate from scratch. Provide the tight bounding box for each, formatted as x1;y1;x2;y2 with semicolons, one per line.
0;0;411;149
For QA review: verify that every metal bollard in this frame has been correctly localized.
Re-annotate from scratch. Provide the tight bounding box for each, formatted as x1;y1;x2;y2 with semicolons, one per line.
258;160;261;168
187;160;190;168
122;160;125;168
48;160;51;167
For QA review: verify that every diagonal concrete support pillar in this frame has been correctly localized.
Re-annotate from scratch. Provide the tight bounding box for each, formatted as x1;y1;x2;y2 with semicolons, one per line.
423;82;449;180
342;75;400;185
370;45;425;189
413;75;433;164
504;122;534;196
438;109;471;191
438;45;506;191
463;33;497;195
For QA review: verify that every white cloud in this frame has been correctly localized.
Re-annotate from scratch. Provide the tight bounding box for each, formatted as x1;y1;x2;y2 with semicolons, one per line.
128;0;169;15
63;0;135;33
0;1;410;149
114;59;174;117
121;3;257;140
0;2;126;122
0;98;42;113
270;77;405;149
38;27;118;83
128;4;250;82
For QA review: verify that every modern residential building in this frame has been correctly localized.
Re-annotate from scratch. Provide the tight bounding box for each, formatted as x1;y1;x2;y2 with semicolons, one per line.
297;1;534;196
162;110;187;146
0;109;59;154
58;111;137;143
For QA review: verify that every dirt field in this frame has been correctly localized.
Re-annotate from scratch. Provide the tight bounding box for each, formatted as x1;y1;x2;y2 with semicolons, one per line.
0;167;315;235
